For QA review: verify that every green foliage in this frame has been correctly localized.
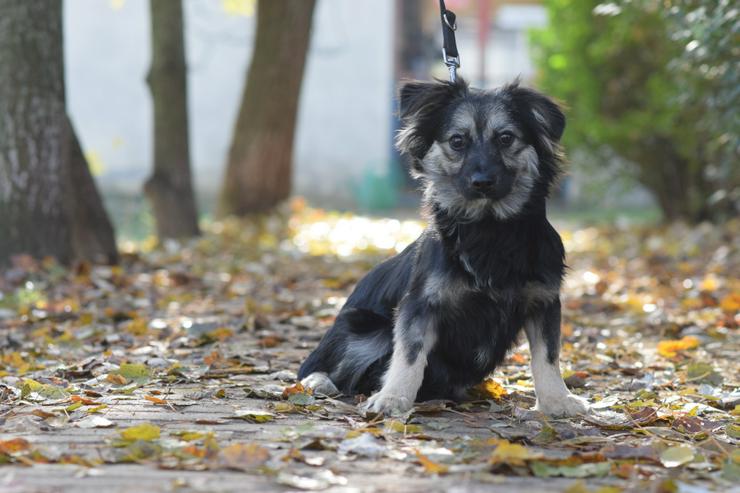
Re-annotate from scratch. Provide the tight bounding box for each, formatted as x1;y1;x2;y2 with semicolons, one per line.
530;0;739;222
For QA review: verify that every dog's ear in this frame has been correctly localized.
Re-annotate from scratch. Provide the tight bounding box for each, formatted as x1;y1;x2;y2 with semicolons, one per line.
508;85;566;143
396;79;468;161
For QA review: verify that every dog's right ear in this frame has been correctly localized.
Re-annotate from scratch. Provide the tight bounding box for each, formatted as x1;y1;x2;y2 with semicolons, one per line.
396;79;467;162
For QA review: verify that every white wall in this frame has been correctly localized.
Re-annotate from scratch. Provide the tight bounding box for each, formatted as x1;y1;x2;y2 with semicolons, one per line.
64;0;394;207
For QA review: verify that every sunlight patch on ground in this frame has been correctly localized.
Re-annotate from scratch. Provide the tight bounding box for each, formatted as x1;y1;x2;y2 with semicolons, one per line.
289;203;425;257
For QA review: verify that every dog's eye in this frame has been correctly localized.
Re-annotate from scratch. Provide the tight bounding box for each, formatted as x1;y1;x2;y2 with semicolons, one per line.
449;134;466;151
498;132;515;147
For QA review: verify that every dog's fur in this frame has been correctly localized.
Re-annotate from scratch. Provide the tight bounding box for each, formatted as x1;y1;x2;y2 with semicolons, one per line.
298;78;588;417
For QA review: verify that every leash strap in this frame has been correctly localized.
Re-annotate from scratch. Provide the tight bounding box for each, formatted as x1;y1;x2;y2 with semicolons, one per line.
439;0;460;82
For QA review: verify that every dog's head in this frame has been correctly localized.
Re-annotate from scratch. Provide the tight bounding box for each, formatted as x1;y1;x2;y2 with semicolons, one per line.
396;78;565;221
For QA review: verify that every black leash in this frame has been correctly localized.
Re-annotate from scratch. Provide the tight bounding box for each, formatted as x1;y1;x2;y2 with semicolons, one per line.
439;0;460;82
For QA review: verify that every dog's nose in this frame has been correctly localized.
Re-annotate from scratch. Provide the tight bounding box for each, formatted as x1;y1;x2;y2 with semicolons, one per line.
471;173;496;191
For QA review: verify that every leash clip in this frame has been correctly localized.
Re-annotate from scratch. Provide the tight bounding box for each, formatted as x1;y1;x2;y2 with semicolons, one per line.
439;1;460;83
442;50;460;83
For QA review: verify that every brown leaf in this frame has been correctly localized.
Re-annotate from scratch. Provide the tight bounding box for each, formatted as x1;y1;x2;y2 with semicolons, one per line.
415;450;449;474
144;395;167;405
0;438;31;454
218;443;270;470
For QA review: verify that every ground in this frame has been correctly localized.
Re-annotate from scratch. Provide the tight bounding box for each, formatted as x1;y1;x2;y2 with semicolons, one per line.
0;203;738;493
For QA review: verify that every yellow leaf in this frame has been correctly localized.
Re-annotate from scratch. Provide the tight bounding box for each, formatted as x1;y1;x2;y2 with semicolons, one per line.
344;427;384;439
699;274;719;292
490;439;539;466
415;450;449;474
720;293;740;313
474;378;508;400
119;423;160;442
65;401;82;412
657;336;699;358
172;431;206;442
385;420;423;434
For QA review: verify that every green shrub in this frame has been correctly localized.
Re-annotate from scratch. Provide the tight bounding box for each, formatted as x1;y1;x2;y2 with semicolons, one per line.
530;0;738;222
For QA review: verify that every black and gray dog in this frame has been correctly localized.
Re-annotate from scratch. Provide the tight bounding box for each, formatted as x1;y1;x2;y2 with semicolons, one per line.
298;78;589;417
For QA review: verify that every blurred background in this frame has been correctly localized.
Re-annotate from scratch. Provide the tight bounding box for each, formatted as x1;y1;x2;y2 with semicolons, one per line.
1;0;737;257
58;0;737;242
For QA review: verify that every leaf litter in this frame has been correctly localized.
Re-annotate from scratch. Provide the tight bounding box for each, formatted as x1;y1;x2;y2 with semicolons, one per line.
0;202;737;491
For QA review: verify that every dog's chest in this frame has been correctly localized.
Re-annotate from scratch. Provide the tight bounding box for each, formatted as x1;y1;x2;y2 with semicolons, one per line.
422;266;559;309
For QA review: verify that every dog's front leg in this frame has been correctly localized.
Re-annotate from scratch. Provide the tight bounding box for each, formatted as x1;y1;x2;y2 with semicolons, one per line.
361;304;435;416
524;300;589;417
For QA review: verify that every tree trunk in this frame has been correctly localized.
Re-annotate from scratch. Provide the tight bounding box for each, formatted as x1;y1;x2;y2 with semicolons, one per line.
145;0;200;239
0;0;117;266
219;0;316;216
64;117;119;263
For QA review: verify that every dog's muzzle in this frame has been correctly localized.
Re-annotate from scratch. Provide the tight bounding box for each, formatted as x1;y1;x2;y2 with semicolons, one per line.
469;171;515;200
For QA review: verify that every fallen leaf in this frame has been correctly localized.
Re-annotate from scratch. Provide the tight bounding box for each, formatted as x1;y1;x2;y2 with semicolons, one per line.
31;409;56;419
219;443;270;470
726;422;740;439
657;336;699;358
119;423;161;442
338;433;386;458
0;438;31;454
660;446;694;468
490;440;539;466
144;395;167;405
70;395;99;405
686;362;723;385
473;378;508;400
114;363;152;383
415;450;449;474
385;420;422;434
719;293;740;313
233;409;275;423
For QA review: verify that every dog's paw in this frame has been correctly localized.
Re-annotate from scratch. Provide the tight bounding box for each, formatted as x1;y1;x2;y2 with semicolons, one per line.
300;372;339;396
360;392;413;417
536;392;589;417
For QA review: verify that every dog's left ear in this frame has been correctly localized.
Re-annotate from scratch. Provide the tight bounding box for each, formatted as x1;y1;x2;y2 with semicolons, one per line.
396;78;468;161
509;86;566;143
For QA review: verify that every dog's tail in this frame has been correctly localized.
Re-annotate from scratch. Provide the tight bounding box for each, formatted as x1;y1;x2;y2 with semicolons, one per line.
299;307;393;396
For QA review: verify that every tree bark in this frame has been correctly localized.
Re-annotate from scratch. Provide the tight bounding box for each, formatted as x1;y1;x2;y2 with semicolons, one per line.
145;0;200;239
219;0;316;216
0;0;117;266
64;117;119;263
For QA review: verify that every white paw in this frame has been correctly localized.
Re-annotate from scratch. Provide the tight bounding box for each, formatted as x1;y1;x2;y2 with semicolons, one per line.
536;392;589;417
300;372;339;396
360;392;413;416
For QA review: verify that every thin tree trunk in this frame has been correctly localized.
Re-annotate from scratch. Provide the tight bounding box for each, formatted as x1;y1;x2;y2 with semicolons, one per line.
0;0;117;266
219;0;316;216
145;0;200;239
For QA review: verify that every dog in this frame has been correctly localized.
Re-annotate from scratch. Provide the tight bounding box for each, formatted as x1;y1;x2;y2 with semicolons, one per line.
298;78;589;417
